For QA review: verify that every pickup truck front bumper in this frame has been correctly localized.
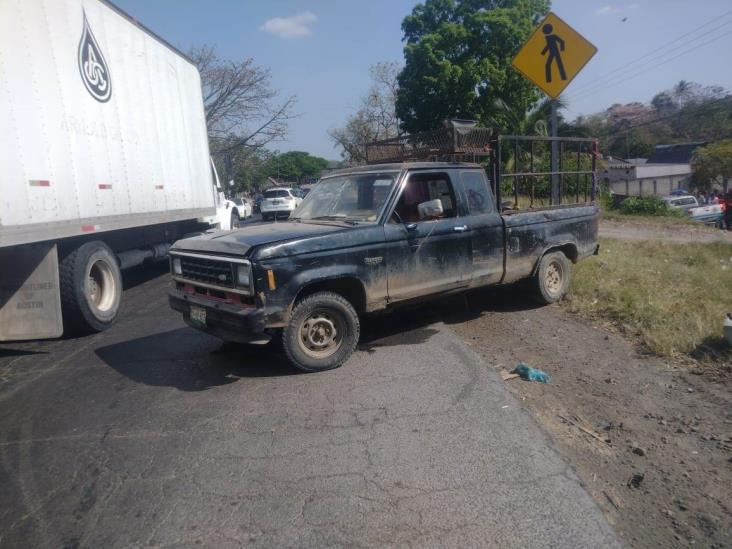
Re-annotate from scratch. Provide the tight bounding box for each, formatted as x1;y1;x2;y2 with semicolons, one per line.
168;288;271;344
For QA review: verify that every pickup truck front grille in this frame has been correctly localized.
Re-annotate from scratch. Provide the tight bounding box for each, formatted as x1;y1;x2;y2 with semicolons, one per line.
179;256;235;288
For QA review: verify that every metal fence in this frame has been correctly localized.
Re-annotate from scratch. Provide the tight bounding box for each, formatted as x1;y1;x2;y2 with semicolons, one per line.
491;135;599;208
365;125;599;208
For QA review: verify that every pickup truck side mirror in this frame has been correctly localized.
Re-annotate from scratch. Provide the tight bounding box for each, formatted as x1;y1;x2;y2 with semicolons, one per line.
418;199;444;219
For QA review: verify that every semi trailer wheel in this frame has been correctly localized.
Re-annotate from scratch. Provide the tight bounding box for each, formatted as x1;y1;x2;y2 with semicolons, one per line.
532;251;571;304
282;291;360;372
59;241;122;334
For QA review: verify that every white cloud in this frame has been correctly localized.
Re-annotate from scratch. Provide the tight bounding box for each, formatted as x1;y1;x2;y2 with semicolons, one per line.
595;5;619;16
596;3;638;16
260;12;317;39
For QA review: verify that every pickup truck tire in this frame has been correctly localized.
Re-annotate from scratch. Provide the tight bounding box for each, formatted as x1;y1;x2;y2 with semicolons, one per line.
533;251;572;304
283;291;360;372
59;241;122;334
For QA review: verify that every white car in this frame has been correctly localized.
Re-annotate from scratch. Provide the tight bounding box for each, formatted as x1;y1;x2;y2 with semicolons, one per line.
260;188;303;221
662;195;698;214
688;203;724;226
217;196;252;230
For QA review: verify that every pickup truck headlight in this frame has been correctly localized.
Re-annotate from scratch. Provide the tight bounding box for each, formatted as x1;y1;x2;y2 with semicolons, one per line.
237;263;252;288
172;257;182;275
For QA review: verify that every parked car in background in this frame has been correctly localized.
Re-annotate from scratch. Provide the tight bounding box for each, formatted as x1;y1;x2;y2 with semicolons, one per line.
688;203;725;227
260;188;303;221
233;198;252;225
215;196;250;230
663;195;698;214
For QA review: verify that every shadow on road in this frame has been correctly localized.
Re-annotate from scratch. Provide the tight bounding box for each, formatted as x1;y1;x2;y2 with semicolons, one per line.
0;348;48;358
95;328;300;391
360;283;541;350
95;284;541;390
122;261;169;291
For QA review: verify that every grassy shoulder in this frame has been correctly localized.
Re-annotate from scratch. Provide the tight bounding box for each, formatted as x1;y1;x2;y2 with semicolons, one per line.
600;208;700;227
565;238;732;360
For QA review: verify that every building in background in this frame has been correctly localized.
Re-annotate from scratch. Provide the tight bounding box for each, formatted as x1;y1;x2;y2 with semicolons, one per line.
604;142;706;196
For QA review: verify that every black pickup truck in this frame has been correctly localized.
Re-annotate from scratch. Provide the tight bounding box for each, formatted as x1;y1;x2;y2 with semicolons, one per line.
168;162;599;372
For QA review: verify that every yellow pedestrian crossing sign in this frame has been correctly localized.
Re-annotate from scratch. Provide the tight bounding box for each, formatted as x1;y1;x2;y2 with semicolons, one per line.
512;12;597;98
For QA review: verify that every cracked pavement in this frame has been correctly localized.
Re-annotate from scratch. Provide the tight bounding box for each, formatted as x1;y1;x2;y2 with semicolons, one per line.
0;266;621;547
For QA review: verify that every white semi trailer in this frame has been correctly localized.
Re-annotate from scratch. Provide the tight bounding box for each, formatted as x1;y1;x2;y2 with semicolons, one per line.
0;0;225;340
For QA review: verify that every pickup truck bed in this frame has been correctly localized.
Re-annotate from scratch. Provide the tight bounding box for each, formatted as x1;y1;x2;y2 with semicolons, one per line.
501;204;598;283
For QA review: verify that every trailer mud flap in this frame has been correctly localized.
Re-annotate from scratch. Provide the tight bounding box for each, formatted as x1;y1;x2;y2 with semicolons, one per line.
0;243;63;341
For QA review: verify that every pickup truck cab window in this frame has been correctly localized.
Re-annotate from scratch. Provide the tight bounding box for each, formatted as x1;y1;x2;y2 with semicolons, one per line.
293;172;398;223
459;170;494;215
392;172;456;222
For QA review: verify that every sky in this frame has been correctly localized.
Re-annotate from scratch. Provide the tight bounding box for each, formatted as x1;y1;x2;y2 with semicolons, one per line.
114;0;732;160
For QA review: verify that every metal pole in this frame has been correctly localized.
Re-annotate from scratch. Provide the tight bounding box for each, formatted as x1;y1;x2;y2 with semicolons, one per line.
550;99;559;205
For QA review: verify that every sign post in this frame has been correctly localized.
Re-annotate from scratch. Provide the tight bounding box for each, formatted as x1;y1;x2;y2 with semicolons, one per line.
551;100;559;204
512;12;597;204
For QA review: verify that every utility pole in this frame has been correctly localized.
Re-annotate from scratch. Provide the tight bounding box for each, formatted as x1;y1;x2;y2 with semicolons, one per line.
550;99;560;205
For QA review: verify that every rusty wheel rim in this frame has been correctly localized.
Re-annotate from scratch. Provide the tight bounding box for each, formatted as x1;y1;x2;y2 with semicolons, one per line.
298;309;344;359
545;261;563;296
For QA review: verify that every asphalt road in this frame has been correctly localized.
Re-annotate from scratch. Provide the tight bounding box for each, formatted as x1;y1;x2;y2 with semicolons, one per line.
0;263;621;548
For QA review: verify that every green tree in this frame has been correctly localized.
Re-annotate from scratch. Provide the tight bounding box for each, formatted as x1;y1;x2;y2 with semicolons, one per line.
692;140;732;191
395;0;550;134
265;151;329;184
232;149;274;193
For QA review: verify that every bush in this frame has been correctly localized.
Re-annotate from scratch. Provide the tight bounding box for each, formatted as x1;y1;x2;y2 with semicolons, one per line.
617;196;682;217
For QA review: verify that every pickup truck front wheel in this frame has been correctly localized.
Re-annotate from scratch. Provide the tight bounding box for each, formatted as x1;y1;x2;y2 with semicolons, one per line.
283;291;360;372
533;251;571;304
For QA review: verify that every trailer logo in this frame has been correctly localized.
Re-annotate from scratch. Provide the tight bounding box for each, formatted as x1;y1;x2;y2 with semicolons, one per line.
78;12;111;102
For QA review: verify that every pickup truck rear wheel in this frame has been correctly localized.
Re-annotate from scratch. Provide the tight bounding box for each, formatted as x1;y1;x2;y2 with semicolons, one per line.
59;241;122;334
283;291;360;372
533;251;571;304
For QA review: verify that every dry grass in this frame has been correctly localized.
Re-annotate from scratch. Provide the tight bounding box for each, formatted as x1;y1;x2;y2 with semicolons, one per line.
600;208;699;227
566;238;732;359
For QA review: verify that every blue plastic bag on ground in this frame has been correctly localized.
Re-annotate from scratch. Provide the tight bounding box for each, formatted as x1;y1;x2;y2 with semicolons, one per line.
511;362;550;383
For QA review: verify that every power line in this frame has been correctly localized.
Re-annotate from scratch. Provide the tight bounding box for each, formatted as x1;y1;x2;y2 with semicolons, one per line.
567;28;732;103
566;9;732;98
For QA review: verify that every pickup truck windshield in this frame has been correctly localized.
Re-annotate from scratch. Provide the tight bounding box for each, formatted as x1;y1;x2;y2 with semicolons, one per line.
293;172;398;223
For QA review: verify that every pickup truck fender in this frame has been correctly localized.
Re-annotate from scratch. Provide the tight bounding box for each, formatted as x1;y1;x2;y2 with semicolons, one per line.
529;241;579;276
256;262;372;327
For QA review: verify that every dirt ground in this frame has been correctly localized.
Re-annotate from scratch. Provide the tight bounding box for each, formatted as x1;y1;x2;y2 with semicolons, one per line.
397;286;732;549
600;218;732;244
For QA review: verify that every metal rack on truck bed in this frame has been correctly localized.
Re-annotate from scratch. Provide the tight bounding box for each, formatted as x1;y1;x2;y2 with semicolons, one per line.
365;120;599;210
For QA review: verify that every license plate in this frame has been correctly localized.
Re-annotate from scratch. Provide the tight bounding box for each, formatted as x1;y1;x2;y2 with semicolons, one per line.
190;305;206;326
273;200;281;205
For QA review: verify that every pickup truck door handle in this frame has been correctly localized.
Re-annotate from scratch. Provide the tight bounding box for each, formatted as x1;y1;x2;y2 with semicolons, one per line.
453;225;468;232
